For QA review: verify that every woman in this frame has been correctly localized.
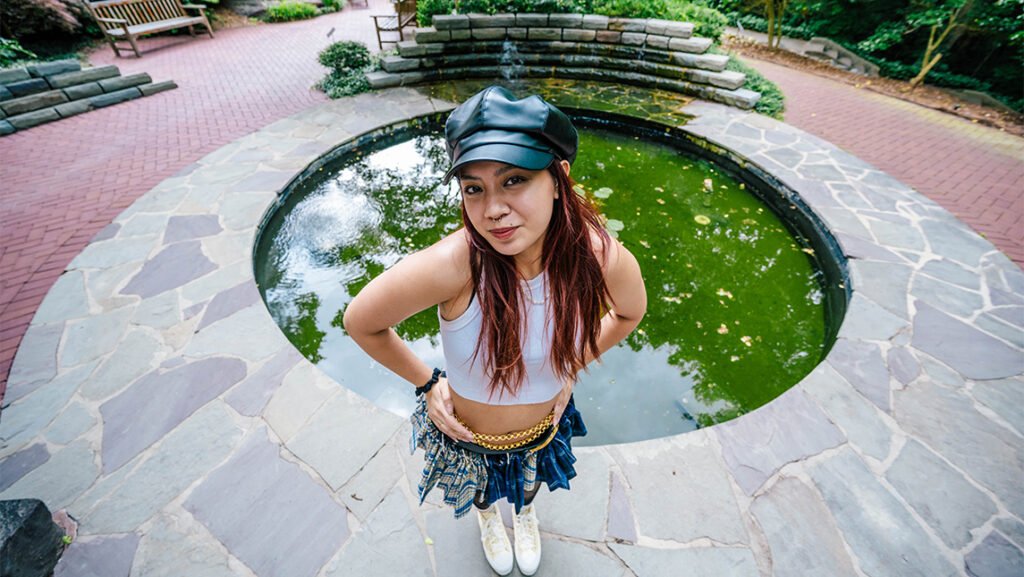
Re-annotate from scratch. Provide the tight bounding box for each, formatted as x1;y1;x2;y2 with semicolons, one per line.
343;86;646;576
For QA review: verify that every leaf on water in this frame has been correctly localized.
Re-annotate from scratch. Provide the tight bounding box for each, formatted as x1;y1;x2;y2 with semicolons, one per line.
802;248;815;255
605;219;624;231
654;187;664;192
716;288;733;299
656;198;666;204
694;215;711;225
741;336;752;347
717;324;729;334
593;187;613;199
639;240;650;248
661;295;681;303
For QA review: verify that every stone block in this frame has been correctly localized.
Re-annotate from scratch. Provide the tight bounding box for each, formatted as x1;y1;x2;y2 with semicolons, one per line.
705;69;746;90
54;99;91;119
6;107;59;130
0;67;31;84
98;72;152;92
62;82;103;100
5;78;50;97
562;28;596;42
582;14;609;29
397;40;425;57
647;18;693;38
516;13;548;27
609;17;646;32
0;85;11;101
138;80;177;96
0;89;68;116
0;499;65;577
619;32;645;46
414;27;449;42
669;36;713;53
528;27;562;41
450;28;471;40
595;30;622;43
719;87;761;109
88;87;142;109
468;13;514;27
46;65;120;89
432;14;469;29
28;60;81;78
912;301;1022;379
471;28;506;40
381;55;420;73
0;120;11;135
645;34;670;50
549;13;582;27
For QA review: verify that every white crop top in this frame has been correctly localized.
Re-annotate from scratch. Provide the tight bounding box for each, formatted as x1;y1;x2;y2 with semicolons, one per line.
439;273;564;405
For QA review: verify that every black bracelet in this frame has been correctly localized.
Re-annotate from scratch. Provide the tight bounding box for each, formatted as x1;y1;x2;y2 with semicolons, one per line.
415;368;445;396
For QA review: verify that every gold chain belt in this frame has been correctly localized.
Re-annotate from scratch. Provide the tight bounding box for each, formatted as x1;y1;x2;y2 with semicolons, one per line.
454;410;555;451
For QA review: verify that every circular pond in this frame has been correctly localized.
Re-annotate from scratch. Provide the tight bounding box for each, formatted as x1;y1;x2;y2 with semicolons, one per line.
255;113;844;445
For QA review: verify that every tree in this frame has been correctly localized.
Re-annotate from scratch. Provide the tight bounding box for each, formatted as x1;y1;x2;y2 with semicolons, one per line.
755;0;790;48
856;0;976;89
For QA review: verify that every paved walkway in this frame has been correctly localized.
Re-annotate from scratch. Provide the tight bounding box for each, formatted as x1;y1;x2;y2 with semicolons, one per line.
2;82;1021;577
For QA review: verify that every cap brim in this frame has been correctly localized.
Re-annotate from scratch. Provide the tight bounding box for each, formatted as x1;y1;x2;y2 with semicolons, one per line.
442;143;554;185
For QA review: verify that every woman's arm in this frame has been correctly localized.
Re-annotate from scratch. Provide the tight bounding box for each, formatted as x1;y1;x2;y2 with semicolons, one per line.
342;231;475;441
590;236;647;363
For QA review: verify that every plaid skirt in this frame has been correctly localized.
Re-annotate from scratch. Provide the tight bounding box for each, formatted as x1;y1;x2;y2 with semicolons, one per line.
409;395;587;518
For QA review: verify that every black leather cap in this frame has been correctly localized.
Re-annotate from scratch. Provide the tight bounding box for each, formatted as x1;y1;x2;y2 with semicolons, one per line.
443;86;578;184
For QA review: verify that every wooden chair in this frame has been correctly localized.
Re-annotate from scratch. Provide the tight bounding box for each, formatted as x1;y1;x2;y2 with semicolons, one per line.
86;0;214;58
372;0;417;50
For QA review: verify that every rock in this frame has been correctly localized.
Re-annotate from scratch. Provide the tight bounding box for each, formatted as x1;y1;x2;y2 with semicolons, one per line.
0;499;65;577
911;301;1023;380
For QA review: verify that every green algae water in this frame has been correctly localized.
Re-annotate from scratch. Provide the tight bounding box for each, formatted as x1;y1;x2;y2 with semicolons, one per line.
255;121;826;445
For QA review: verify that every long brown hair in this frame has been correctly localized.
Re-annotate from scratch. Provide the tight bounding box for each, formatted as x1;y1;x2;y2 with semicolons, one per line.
461;161;612;401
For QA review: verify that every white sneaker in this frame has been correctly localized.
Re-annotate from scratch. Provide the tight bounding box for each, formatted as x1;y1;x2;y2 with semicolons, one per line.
476;506;513;576
513;503;542;576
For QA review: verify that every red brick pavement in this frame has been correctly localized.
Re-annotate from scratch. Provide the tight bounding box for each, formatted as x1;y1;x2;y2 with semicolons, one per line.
737;57;1024;266
0;1;394;400
1;21;1021;400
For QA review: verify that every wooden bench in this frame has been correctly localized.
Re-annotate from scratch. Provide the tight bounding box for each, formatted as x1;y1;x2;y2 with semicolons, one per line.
86;0;214;58
372;0;417;50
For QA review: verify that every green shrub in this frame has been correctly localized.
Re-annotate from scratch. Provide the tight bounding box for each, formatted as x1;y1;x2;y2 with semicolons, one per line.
321;0;346;13
667;1;727;41
263;0;317;22
317;70;371;98
728;12;816;40
0;37;37;68
319;41;370;73
590;0;669;19
316;41;376;98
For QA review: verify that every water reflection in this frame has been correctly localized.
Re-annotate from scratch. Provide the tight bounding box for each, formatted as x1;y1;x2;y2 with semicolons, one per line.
256;127;825;445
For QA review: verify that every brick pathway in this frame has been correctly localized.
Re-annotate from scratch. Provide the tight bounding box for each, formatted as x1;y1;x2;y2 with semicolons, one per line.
736;56;1024;265
1;14;1020;400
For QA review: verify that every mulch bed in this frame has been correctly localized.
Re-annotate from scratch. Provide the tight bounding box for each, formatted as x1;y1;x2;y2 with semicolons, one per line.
722;34;1024;137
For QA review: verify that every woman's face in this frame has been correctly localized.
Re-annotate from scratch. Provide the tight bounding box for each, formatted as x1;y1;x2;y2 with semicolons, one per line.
458;159;568;270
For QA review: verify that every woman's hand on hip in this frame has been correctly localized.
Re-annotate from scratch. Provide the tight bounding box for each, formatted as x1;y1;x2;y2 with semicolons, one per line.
551;378;574;427
426;378;475;442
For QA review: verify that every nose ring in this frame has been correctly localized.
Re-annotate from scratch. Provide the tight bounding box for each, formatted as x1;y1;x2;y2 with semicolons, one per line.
491;215;504;222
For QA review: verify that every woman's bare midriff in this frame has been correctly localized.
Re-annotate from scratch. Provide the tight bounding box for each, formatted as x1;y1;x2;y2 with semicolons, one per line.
451;388;557;440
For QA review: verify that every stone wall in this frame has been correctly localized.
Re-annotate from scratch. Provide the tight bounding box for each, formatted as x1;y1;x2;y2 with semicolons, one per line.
366;14;761;110
0;60;177;136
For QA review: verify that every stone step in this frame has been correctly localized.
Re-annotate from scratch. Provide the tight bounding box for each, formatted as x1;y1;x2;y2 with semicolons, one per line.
397;39;724;70
0;89;69;116
385;51;743;88
837;56;853;68
46;65;121;89
365;66;760;109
